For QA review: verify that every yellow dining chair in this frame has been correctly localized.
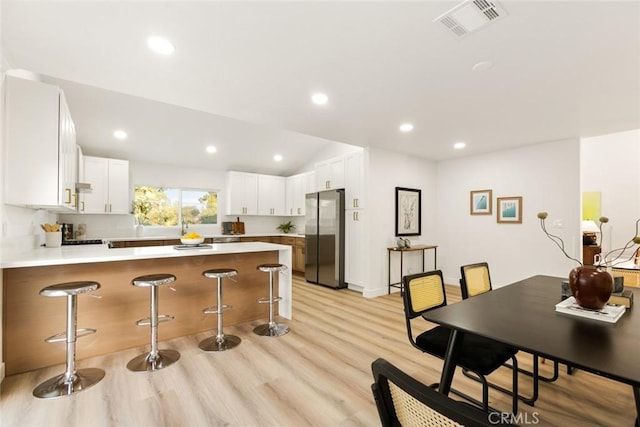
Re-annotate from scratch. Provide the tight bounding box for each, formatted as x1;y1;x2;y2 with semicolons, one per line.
460;262;563;391
371;358;514;427
402;270;519;414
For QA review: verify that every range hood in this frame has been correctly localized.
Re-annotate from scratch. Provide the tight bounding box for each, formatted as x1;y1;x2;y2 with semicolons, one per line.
76;182;92;193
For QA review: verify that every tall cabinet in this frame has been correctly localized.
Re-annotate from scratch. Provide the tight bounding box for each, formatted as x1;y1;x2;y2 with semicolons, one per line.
344;151;367;288
4;75;77;210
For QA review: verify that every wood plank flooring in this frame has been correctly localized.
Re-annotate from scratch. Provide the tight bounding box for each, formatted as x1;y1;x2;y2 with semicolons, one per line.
0;274;636;426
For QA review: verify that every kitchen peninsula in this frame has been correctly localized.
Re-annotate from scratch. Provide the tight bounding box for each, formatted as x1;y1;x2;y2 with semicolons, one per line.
2;242;291;375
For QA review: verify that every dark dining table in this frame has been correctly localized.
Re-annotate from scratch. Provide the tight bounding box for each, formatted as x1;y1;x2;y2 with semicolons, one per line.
422;275;639;424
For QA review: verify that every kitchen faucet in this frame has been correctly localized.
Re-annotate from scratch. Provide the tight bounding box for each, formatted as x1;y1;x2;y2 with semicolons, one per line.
181;220;189;235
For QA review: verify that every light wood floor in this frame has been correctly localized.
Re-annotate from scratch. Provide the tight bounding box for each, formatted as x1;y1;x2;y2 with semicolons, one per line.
0;274;636;426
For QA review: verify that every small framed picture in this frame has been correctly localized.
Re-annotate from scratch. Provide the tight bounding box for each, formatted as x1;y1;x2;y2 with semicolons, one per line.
470;189;492;215
497;196;523;223
395;187;421;236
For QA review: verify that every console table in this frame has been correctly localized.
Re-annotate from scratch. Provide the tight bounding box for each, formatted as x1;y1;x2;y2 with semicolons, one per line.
387;245;438;294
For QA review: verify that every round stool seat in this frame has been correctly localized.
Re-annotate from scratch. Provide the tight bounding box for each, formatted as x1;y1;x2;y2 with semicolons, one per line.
40;281;100;297
203;268;238;279
257;263;287;273
132;274;176;287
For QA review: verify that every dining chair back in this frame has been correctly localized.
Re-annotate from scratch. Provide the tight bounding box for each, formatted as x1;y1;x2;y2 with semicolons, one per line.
460;262;492;299
371;358;510;427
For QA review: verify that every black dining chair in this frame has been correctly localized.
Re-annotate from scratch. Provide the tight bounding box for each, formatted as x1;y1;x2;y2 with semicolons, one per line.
460;262;565;388
371;358;515;427
402;270;519;414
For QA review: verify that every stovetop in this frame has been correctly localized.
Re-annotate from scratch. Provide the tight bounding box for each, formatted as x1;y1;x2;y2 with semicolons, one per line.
62;239;104;245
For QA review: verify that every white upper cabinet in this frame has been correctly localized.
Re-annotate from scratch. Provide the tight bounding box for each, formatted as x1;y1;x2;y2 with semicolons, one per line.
81;156;130;214
314;156;345;191
4;75;77;210
258;174;285;216
345;151;365;209
226;171;258;215
286;171;314;216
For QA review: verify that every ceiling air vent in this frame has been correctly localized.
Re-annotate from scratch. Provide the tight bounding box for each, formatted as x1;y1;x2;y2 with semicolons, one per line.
433;0;508;38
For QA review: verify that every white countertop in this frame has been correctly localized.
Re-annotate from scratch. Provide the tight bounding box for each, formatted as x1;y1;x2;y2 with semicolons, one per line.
105;233;305;242
2;242;291;269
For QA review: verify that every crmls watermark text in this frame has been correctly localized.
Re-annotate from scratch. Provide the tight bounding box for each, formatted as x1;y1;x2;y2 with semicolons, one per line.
489;411;540;425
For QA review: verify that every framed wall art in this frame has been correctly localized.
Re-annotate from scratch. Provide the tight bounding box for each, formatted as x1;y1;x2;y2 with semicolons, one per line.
470;189;492;215
395;187;421;236
497;196;523;223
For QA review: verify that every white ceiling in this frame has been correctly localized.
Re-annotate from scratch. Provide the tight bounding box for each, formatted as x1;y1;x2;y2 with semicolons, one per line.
2;1;639;175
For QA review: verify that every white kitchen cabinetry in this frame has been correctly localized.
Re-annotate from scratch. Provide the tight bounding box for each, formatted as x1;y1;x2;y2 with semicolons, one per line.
81;156;130;214
226;171;258;215
258;174;285;215
345;209;367;287
4;75;77;210
314;156;345;191
286;171;314;216
345;151;365;209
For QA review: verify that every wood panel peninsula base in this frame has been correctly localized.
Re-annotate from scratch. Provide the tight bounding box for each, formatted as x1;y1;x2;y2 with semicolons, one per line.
2;243;291;375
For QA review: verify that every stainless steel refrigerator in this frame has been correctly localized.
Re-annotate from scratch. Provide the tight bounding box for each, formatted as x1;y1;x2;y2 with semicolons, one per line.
305;189;346;288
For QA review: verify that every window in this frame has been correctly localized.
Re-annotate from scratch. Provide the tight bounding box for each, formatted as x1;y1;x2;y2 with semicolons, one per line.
133;186;218;226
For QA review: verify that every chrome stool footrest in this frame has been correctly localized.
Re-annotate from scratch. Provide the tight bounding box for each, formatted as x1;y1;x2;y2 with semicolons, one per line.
257;296;282;304
135;314;174;326
203;304;232;314
46;327;97;343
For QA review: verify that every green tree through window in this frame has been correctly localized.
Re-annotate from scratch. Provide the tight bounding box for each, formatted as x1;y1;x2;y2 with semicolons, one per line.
133;186;217;226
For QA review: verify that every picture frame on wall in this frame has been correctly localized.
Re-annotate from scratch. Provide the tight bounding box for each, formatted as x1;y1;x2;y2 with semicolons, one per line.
395;187;421;236
470;189;492;215
497;196;523;223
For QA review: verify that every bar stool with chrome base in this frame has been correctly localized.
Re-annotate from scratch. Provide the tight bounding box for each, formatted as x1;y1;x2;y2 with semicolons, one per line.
253;263;289;337
200;268;241;351
33;281;104;399
127;274;180;372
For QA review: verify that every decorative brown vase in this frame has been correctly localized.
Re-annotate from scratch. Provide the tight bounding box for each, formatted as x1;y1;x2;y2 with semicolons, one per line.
569;266;613;309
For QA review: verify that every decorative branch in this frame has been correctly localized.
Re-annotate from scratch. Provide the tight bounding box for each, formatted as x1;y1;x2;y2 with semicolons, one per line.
537;212;640;268
537;212;582;266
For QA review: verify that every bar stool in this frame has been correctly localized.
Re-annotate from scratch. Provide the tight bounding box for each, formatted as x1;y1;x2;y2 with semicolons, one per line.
33;281;104;399
127;273;180;372
253;263;290;337
200;268;241;352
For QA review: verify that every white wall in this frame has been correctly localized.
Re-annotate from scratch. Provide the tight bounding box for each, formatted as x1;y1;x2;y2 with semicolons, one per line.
581;129;640;259
436;138;581;287
364;147;438;297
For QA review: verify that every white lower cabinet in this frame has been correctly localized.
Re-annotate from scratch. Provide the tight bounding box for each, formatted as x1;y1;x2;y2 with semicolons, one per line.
345;209;366;287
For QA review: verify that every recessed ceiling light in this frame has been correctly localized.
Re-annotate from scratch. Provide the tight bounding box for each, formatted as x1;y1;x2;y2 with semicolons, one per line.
206;145;217;154
273;154;283;162
113;130;128;140
472;61;493;72
454;142;466;150
147;36;175;55
311;93;328;105
399;123;414;133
